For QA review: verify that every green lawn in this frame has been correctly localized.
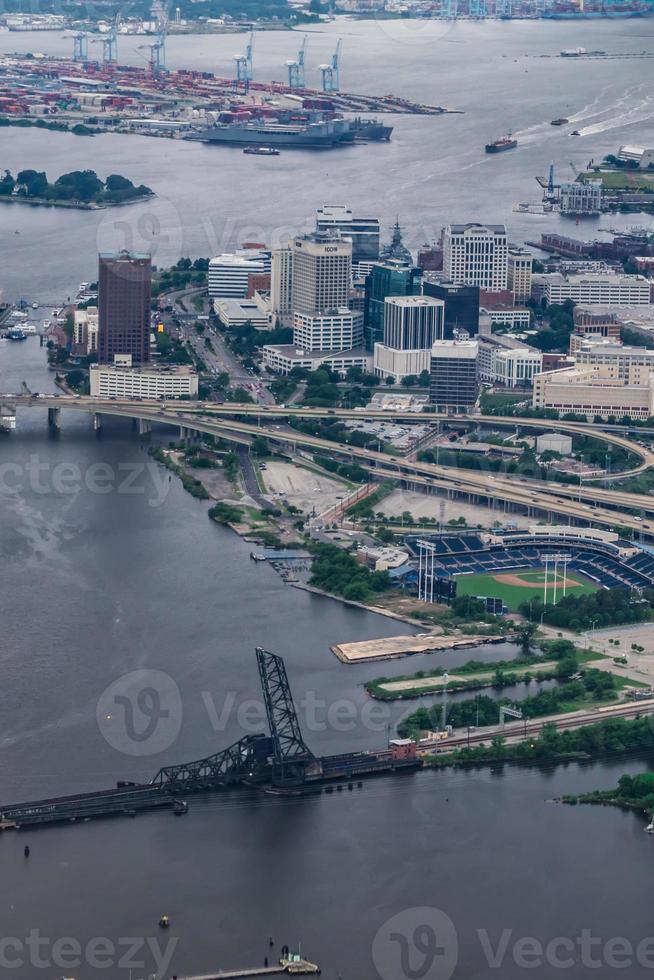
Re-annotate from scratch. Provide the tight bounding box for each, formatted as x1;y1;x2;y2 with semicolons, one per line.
580;170;654;191
455;567;598;611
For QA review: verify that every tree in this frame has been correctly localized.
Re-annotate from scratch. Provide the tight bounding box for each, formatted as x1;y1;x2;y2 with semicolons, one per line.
518;622;537;657
53;169;103;202
0;169;15;196
105;174;132;192
251;436;270;456
16;169;48;197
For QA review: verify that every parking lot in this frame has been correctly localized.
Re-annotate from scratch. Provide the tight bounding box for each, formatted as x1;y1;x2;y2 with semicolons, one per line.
261;460;349;515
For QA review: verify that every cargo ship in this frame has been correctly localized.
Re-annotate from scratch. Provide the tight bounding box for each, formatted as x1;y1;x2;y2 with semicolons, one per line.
485;134;517;153
350;117;393;141
192;116;352;149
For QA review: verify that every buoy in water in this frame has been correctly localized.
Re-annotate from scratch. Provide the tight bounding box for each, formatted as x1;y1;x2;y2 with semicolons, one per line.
24;845;30;858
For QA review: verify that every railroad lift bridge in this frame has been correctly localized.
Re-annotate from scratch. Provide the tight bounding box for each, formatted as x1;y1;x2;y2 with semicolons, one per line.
0;649;321;830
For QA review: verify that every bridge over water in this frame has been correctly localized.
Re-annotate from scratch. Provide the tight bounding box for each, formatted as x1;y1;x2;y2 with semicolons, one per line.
3;393;654;536
0;649;417;831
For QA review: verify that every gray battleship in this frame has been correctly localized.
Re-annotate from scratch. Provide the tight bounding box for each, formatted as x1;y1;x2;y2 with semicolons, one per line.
192;116;352;149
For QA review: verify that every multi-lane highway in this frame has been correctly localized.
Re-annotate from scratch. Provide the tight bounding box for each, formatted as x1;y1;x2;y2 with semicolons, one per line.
4;394;654;535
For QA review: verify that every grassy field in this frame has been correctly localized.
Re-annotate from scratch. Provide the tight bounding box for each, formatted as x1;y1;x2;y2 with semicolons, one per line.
455;567;598;611
580;170;654;191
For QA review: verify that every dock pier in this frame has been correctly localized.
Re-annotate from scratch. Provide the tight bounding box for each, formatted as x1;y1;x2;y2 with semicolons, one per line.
175;955;320;978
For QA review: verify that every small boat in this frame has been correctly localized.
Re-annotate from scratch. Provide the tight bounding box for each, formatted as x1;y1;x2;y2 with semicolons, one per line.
243;146;280;156
571;130;581;136
646;819;654;834
551;117;569;126
159;915;170;929
173;800;188;816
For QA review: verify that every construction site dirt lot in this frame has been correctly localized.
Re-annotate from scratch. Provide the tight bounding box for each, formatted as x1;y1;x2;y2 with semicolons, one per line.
377;490;533;529
260;460;349;514
332;632;494;664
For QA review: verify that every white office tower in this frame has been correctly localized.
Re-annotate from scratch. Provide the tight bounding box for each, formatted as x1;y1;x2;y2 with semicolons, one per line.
291;231;352;315
208;249;271;298
271;246;294;325
383;296;444;350
73;306;99;355
443;223;508;291
293;310;363;352
373;296;445;381
315;204;381;263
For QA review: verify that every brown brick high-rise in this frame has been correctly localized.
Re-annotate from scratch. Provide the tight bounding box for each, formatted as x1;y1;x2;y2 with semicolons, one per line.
98;251;151;365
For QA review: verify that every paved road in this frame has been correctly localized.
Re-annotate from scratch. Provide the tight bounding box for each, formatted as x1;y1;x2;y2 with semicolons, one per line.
7;397;654;536
237;447;267;507
162;286;275;406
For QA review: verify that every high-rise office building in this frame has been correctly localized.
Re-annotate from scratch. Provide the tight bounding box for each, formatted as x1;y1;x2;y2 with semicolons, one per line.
507;247;533;303
315;205;380;263
291;231;352;315
442;223;508;291
373;297;444;382
383;296;444;350
271;246;294;325
98;251;151;366
429;340;479;411
422;274;480;338
364;260;422;350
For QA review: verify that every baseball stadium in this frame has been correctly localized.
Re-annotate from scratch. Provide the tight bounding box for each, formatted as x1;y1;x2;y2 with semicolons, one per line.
407;526;654;611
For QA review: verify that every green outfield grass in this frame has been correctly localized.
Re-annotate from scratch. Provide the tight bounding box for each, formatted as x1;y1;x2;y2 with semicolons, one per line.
455;567;599;611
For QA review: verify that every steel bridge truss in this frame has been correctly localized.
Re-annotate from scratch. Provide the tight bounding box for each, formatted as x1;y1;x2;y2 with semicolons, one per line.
151;733;273;792
256;646;316;785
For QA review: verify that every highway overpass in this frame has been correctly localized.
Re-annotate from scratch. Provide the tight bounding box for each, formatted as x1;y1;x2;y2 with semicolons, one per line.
4;394;654;536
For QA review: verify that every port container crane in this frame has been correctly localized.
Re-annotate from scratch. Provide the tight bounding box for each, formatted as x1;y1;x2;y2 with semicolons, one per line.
64;31;88;62
90;18;119;66
286;35;307;89
319;38;341;94
234;30;254;85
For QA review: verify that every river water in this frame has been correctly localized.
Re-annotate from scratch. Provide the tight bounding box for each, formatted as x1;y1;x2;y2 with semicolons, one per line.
1;18;654;301
2;333;654;980
2;20;654;978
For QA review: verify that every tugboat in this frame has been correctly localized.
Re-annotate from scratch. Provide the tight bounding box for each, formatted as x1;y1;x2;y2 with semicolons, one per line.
485;134;517;153
242;146;280;156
